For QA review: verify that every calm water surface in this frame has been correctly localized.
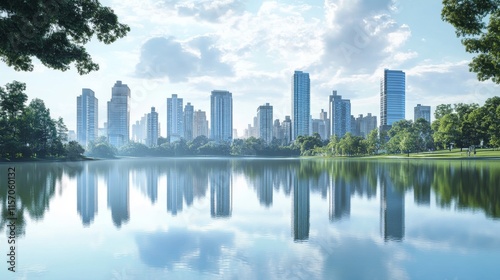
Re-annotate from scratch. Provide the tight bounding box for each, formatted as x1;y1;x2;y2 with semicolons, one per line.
1;158;500;280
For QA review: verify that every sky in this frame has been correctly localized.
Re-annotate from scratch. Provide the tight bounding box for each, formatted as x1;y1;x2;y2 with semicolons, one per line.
1;0;499;137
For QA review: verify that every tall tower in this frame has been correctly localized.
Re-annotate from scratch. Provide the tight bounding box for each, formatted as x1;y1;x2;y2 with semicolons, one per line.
329;90;351;138
210;90;233;142
77;88;98;147
257;103;273;144
380;69;405;128
193;110;209;138
107;81;130;147
166;94;183;142
291;71;310;140
146;107;159;147
184;102;194;141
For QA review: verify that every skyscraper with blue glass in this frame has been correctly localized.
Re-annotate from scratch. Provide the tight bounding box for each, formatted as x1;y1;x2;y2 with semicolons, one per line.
291;71;310;140
380;69;405;127
210;90;233;142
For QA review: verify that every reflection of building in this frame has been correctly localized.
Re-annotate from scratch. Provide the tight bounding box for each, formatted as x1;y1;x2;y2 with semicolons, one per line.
210;167;232;218
292;177;310;241
77;164;98;226
380;175;405;241
167;169;184;216
256;168;273;207
107;81;130;147
413;184;431;206
146;168;158;204
329;178;351;222
107;166;130;228
292;70;310;140
77;88;98;147
210;90;233;143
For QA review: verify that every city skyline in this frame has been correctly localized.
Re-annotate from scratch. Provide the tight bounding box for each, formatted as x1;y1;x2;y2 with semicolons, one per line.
3;0;499;136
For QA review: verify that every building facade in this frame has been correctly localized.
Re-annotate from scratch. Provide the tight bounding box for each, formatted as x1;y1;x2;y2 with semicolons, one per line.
77;88;98;147
184;102;194;141
257;103;273;144
329;90;351;138
107;81;130;147
291;71;310;140
146;107;159;147
193;110;209;139
210;90;233;142
167;94;184;142
414;104;431;123
380;69;405;127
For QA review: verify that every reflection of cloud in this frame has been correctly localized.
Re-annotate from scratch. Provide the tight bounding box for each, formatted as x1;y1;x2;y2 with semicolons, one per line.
406;219;500;252
135;36;233;81
136;228;234;271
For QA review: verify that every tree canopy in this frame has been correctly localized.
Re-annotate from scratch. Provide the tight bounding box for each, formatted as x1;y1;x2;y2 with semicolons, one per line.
0;0;130;74
442;0;500;83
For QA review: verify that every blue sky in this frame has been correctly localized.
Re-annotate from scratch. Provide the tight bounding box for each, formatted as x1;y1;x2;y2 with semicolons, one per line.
1;0;499;136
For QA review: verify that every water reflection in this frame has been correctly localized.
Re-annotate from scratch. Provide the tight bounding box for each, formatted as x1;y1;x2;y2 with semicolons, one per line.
77;164;98;226
380;167;405;241
210;163;232;218
2;158;500;237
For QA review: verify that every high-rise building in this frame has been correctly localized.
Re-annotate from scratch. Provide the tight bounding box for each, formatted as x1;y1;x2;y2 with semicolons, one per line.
77;88;98;147
146;107;159;147
184;102;194;141
282;116;292;144
380;69;405;128
414;104;431;123
273;119;283;142
257;103;273;144
210;90;233;142
107;81;130;147
352;113;378;138
329;90;351;138
291;71;310;140
167;94;183;142
131;114;147;143
320;109;330;139
193;110;209;138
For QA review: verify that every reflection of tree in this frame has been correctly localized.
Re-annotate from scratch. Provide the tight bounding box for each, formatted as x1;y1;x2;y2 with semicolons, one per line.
0;162;79;236
432;161;500;219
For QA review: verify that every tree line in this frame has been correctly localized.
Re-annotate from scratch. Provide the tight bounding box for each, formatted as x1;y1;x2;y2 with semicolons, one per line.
0;81;84;161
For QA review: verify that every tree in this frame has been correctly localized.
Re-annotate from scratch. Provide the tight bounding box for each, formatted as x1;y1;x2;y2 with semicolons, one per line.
65;141;85;160
0;0;130;74
442;0;500;83
365;128;380;155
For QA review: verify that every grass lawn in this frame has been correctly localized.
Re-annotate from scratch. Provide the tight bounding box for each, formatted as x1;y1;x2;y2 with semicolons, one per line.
405;148;500;158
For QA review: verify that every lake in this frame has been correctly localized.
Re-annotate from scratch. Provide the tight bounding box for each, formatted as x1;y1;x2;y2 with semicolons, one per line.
1;158;500;279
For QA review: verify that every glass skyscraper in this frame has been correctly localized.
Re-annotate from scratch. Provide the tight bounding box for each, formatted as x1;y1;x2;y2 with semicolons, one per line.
146;107;158;147
380;69;405;126
166;94;184;142
291;71;310;140
107;81;130;147
329;90;351;138
210;90;233;142
257;103;273;144
77;88;98;147
414;104;431;123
